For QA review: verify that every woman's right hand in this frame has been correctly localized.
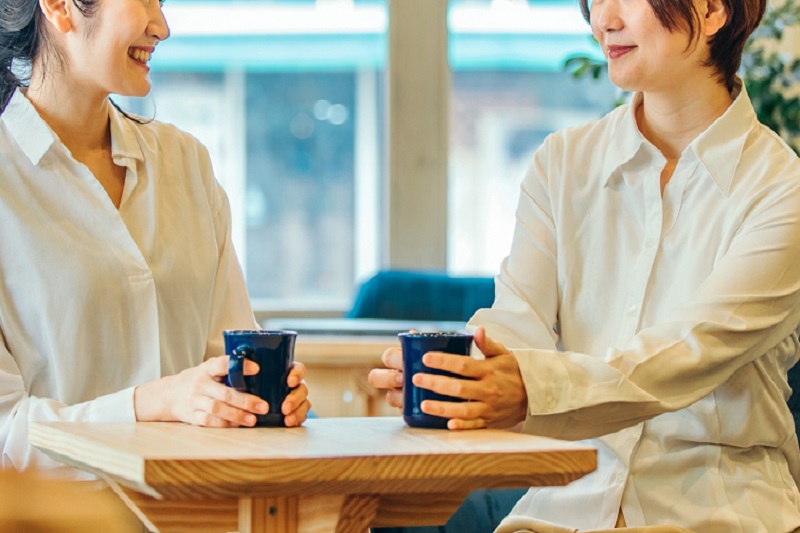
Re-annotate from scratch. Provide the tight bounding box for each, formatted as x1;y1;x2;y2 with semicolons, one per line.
134;356;268;427
367;346;405;409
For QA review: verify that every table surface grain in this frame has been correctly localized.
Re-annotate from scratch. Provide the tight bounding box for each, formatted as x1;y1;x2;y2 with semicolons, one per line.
30;417;597;501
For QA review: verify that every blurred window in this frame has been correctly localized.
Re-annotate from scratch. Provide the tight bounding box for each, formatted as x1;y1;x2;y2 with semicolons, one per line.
447;0;616;275
118;0;616;310
120;0;386;310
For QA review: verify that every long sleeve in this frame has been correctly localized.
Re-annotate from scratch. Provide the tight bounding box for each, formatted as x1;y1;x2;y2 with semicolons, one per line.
471;123;800;441
0;326;136;478
517;180;800;439
469;137;561;354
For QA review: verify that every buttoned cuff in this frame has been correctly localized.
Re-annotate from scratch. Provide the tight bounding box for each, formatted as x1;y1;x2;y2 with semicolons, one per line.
512;348;572;438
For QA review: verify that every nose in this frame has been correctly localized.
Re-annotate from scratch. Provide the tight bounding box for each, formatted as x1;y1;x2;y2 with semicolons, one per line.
592;0;623;33
148;0;171;42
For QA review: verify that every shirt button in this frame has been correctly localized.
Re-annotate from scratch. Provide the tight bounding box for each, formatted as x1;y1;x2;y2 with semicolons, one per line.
627;304;637;315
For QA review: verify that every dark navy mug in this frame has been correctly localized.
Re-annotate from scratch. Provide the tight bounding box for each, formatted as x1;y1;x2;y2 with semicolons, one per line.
399;331;474;429
224;330;296;427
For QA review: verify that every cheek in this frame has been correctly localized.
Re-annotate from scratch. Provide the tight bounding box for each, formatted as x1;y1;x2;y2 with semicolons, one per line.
590;24;605;54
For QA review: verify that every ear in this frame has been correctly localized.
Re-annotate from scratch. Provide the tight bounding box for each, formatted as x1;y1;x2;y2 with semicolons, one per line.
39;0;73;33
703;0;728;37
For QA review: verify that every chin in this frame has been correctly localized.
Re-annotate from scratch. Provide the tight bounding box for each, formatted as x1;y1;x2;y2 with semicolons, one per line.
608;73;638;94
120;84;152;99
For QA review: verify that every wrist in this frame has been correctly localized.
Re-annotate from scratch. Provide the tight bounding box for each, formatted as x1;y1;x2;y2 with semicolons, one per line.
134;376;174;422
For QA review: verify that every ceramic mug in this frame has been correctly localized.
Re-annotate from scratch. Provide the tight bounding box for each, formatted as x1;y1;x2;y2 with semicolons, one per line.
224;329;296;427
399;331;474;429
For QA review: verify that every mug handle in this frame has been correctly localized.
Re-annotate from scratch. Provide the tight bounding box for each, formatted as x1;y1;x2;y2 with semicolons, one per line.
226;346;253;392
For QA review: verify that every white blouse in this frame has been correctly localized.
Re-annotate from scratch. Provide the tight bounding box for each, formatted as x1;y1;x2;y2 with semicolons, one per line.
0;90;257;479
471;83;800;532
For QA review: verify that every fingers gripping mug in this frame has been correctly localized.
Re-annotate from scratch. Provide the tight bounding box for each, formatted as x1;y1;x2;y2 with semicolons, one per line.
224;330;296;427
399;331;474;429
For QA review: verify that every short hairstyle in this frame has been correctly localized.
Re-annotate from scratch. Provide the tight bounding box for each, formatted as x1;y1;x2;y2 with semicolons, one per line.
578;0;767;91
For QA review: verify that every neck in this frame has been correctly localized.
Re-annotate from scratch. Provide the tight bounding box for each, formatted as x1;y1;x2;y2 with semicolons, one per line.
25;66;112;157
635;76;733;162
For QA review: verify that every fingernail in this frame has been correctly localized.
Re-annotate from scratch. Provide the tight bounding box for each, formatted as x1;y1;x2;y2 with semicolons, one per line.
257;402;268;414
395;374;403;385
285;415;295;426
245;415;256;426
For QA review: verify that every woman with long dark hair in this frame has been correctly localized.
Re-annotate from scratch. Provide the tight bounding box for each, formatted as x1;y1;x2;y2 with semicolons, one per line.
0;0;311;479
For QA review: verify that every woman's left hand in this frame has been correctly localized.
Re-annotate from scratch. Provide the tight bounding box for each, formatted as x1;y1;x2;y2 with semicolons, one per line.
414;327;528;430
281;362;311;427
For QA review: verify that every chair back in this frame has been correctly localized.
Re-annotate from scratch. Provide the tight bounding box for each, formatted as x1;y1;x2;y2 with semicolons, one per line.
346;270;495;322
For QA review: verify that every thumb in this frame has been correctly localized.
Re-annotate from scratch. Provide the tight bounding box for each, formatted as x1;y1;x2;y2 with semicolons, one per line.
474;326;509;358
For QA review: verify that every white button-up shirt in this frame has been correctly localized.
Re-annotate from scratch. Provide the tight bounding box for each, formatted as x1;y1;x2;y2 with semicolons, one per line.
471;83;800;532
0;90;257;479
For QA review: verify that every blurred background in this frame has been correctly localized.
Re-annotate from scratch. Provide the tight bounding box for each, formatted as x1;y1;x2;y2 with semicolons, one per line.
118;0;618;318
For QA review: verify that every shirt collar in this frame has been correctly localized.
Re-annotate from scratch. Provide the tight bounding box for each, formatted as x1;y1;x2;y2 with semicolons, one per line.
1;88;58;166
108;100;144;164
688;79;756;198
0;89;145;166
602;78;756;197
601;93;647;187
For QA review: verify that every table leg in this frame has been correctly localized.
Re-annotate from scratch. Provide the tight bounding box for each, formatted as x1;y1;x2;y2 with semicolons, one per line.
239;497;297;533
239;494;380;533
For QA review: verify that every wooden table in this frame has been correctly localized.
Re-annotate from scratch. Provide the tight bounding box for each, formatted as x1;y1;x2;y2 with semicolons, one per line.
30;417;596;533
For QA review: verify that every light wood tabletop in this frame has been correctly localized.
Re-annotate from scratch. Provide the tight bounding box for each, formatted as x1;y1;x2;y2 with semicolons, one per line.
30;417;596;533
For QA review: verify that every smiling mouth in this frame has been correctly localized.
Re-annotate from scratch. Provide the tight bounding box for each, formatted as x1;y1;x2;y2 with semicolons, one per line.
607;46;636;59
608;46;636;59
128;49;152;65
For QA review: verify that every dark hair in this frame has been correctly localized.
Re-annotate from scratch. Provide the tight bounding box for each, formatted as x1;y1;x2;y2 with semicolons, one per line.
0;0;44;110
0;0;148;123
578;0;767;92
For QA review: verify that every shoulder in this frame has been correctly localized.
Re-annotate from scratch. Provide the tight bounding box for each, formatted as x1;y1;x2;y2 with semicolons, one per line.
122;115;227;211
738;122;800;189
726;122;800;223
125;116;217;189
